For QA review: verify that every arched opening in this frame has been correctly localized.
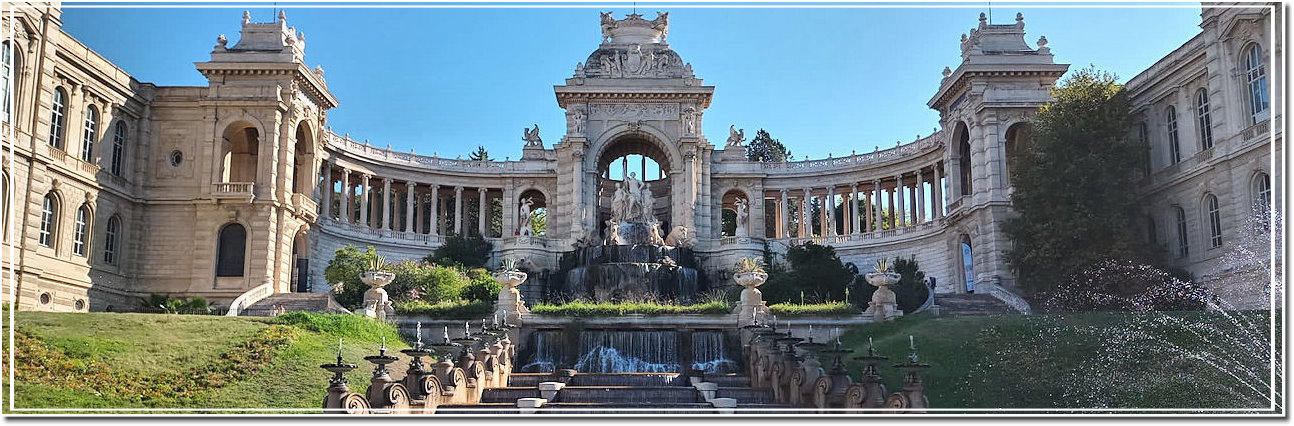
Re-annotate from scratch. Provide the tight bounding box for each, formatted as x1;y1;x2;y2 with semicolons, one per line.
517;189;548;236
719;189;750;237
72;204;91;257
596;135;673;233
1;172;8;240
293;122;314;194
103;215;121;265
38;192;59;248
48;87;67;149
2;41;17;122
1173;206;1189;258
1204;193;1222;248
216;223;247;277
111;121;127;176
959;234;974;293
291;229;310;292
1004;123;1030;190
220;122;260;183
954;122;972;197
81;105;98;162
1243;43;1269;124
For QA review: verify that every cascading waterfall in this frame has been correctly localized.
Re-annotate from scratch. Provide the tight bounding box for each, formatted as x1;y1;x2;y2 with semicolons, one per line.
691;330;738;374
520;329;567;373
574;330;680;373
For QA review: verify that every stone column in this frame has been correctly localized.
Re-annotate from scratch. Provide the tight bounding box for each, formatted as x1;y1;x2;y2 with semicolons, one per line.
382;178;393;231
430;185;440;235
895;173;905;228
321;162;334;220
864;189;873;232
915;170;925;224
850;184;861;235
779;189;790;238
477;187;488;237
933;163;944;219
405;182;416;232
873;179;883;231
414;185;423;234
826;186;837;236
800;188;811;237
454;186;464;235
339;169;351;223
359;174;371;227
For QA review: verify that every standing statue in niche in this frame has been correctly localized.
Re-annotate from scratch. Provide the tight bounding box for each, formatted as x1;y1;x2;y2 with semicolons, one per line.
682;108;697;135
523;124;542;147
734;198;749;237
726;125;745;147
572;108;586;136
518;197;534;236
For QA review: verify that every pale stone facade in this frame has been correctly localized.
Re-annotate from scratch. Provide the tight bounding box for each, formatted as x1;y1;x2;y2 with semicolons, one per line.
1;5;1280;312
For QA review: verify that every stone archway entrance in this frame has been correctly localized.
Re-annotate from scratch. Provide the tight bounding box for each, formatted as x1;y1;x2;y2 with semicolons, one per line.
594;135;674;240
291;230;310;292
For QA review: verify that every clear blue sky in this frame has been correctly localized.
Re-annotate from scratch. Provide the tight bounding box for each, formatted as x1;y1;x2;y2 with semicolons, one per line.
60;3;1204;161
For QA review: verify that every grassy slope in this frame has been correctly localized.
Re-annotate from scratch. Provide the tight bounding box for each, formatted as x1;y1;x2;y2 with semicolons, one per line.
8;312;410;413
839;311;1280;411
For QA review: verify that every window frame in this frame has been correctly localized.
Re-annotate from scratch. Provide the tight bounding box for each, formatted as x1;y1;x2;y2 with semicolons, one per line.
1174;206;1189;258
1205;194;1222;248
39;194;58;248
48;87;67;149
72;205;90;256
111;121;127;176
215;223;247;277
81;105;98;163
1195;89;1213;150
2;41;12;122
103;215;120;264
1244;44;1269;124
1166;106;1181;164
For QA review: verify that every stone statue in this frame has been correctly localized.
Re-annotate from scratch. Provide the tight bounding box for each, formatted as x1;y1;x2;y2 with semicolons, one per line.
726;125;745;147
517;197;534;236
611;181;630;223
683;108;697;135
605;220;621;245
626;44;646;76
600;11;616;43
653;12;670;42
735;198;749;237
648;222;666;245
572;108;586;135
242;10;250;24
523;124;542;147
638;182;655;222
665;226;692;247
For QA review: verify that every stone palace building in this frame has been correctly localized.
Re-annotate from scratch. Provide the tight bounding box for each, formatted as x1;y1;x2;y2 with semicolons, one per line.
1;3;1281;312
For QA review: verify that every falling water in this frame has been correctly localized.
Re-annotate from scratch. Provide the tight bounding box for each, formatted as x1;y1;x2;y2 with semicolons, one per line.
574;330;680;373
519;329;567;373
691;330;738;374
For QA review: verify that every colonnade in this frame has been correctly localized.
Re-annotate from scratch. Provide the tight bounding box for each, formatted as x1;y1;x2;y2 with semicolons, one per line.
765;162;945;239
319;164;503;238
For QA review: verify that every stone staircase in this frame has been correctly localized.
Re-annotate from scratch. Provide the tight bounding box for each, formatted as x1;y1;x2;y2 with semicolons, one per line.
439;372;795;414
933;292;1019;316
239;292;350;316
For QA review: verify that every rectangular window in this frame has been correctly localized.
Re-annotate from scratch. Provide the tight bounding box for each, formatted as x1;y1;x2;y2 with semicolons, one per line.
1167;108;1181;164
73;208;88;256
1175;208;1189;258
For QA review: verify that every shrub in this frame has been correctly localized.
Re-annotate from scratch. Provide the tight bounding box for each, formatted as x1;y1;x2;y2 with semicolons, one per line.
324;245;381;309
761;242;859;304
892;255;930;313
530;300;731;317
386;261;469;304
768;302;861;317
462;275;503;304
428;234;493;268
393;299;494;319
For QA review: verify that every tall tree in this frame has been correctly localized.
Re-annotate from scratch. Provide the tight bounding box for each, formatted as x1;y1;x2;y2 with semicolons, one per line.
469;146;490;161
1004;67;1151;297
745;129;792;162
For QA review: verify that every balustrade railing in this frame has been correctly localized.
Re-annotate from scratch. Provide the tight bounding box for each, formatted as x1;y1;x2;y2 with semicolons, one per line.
1241;119;1270;141
213;182;255;200
758;136;941;173
327;132;533;172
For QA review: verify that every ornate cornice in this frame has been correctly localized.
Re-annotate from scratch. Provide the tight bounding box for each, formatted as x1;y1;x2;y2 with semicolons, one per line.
555;91;713;109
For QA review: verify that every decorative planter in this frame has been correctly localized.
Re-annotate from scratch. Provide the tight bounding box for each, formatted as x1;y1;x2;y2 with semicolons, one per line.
493;270;529;324
734;271;769;326
360;270;396;321
864;271;903;321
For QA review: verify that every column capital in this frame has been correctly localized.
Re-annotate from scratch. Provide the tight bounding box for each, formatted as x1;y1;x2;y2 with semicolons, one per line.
780;188;789;195
454;185;464;193
359;173;372;182
477;187;487;194
430;183;440;191
406;181;417;189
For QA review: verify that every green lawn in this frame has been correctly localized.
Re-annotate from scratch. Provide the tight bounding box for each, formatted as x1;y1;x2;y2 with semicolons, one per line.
6;311;411;413
837;310;1281;412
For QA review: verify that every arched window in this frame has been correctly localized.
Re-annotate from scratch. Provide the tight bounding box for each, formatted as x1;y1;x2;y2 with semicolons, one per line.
1;172;8;240
1253;172;1272;208
39;193;58;247
111;121;127;176
81;105;98;162
1166;106;1181;164
216;223;247;277
957;125;972;196
48;87;67;149
73;205;90;256
2;41;13;122
103;215;120;264
1205;194;1222;248
1245;44;1269;124
1195;89;1213;150
1174;206;1189;258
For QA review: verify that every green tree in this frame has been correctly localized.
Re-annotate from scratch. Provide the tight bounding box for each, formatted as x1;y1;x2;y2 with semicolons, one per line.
1004;67;1151;298
529;208;547;236
427;233;493;268
469;146;491;161
324;245;381;309
745;129;792;162
761;242;858;304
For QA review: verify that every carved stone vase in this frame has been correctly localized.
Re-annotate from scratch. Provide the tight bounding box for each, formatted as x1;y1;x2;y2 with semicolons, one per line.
359;270;396;321
493;270;529;324
734;270;769;326
863;271;903;321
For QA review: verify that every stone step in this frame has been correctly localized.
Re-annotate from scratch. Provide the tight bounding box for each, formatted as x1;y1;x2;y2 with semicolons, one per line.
716;387;775;404
567;373;682;387
934;293;1016;316
705;374;752;388
436;403;518;414
553;386;700;404
537;402;717;414
241;293;348;316
506;373;557;388
480;387;541;403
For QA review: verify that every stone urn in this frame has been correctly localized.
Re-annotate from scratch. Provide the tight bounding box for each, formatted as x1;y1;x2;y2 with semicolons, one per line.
493;269;528;324
863;271;903;321
734;270;769;326
359;270;396;321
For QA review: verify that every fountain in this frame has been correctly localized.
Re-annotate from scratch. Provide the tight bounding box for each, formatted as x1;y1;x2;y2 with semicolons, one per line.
359;258;396;321
863;259;903;321
321;339;371;413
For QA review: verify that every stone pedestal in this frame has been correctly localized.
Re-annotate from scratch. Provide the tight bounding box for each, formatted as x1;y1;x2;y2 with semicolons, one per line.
863;271;903;321
734;271;769;326
493;270;529;324
359;271;396;321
